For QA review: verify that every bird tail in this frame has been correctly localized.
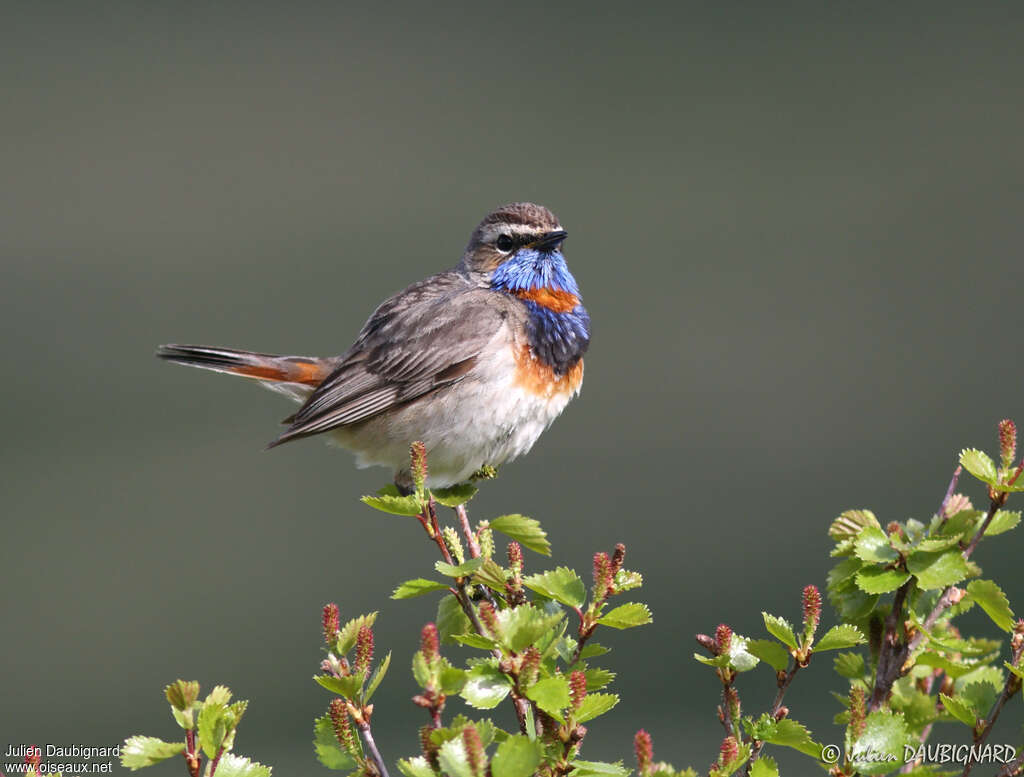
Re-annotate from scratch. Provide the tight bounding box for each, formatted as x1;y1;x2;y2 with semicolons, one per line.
156;344;331;387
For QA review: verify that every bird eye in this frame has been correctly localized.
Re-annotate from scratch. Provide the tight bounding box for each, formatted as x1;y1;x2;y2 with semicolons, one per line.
496;234;515;252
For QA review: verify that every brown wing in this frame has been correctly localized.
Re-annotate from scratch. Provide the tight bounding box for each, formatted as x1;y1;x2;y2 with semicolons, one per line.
268;272;510;446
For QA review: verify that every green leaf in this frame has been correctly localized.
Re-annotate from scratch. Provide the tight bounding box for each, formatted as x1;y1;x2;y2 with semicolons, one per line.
579;644;610;659
834;652;866;679
437;737;474;777
436;558;485;578
453;633;498;650
915;652;981;679
915;535;963;552
939;693;977;726
461;663;513;709
815;624;867;652
907;550;969;590
745;639;790;672
392;578;451;599
597;602;652;629
575;692;619;722
472;558;509;592
495;605;565;652
397;756;437;777
360;490;422;516
165;679;200;711
437;595;471;644
853;526;899;564
412;651;431;689
966;579;1015;632
960;681;999;717
745;715;819;758
121;736;186;770
525;676;571;720
1005;662;1024;681
724;635;761;672
762;613;798;649
197;697;229;758
523;567;586;608
314;674;362;700
982;510;1021;535
750;757;779;777
939;509;981;536
212;754;272;777
830;510;881;540
430;483;479;507
959;448;998;485
568;761;631;777
583;667;616;691
489;514;551;556
612;569;643;592
439;664;468;695
853;710;913;776
314;714;359;769
365;652;391;701
338;612;378;654
855;567;911;594
491;735;543;777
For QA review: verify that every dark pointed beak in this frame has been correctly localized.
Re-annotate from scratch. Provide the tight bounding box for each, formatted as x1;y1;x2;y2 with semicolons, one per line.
529;230;568;251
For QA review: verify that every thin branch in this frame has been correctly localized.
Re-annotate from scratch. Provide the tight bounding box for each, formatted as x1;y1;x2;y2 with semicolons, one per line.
905;494;1004;658
356;720;391;777
995;752;1024;777
960;637;1024;777
870;468;995;708
415;495;532;736
744;660;800;774
183;730;200;777
899;674;938;774
937;466;962;523
456;504;482;558
869;581;912;710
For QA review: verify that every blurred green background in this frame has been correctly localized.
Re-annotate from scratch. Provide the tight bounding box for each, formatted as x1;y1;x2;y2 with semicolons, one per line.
3;2;1024;773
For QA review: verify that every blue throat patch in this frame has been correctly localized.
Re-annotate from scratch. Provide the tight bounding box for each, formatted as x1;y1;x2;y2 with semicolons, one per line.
491;249;591;375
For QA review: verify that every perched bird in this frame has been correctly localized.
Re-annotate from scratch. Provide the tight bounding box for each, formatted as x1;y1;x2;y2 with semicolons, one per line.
158;202;590;490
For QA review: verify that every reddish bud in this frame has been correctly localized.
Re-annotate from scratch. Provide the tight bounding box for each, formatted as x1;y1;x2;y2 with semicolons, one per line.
715;624;733;654
593;552;613;598
886;521;902;536
322;603;341;645
634;730;653;774
724;686;741;720
802;585;822;638
25;746;42;771
420;622;440;662
329;699;358;754
696;633;717;654
419;725;439;763
999;420;1017;470
611;543;626;573
462;725;485;776
507;541;523;569
774;705;789;721
478;601;500;636
520;646;542;686
355;625;375;677
570;670;588;711
719;736;739;766
411;441;428;491
849;687;866;739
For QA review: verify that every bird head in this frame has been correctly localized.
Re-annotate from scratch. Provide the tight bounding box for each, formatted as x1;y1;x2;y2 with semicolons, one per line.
460;203;577;296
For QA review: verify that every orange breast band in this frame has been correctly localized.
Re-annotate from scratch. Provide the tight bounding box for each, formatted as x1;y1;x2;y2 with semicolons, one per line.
515;287;580;313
